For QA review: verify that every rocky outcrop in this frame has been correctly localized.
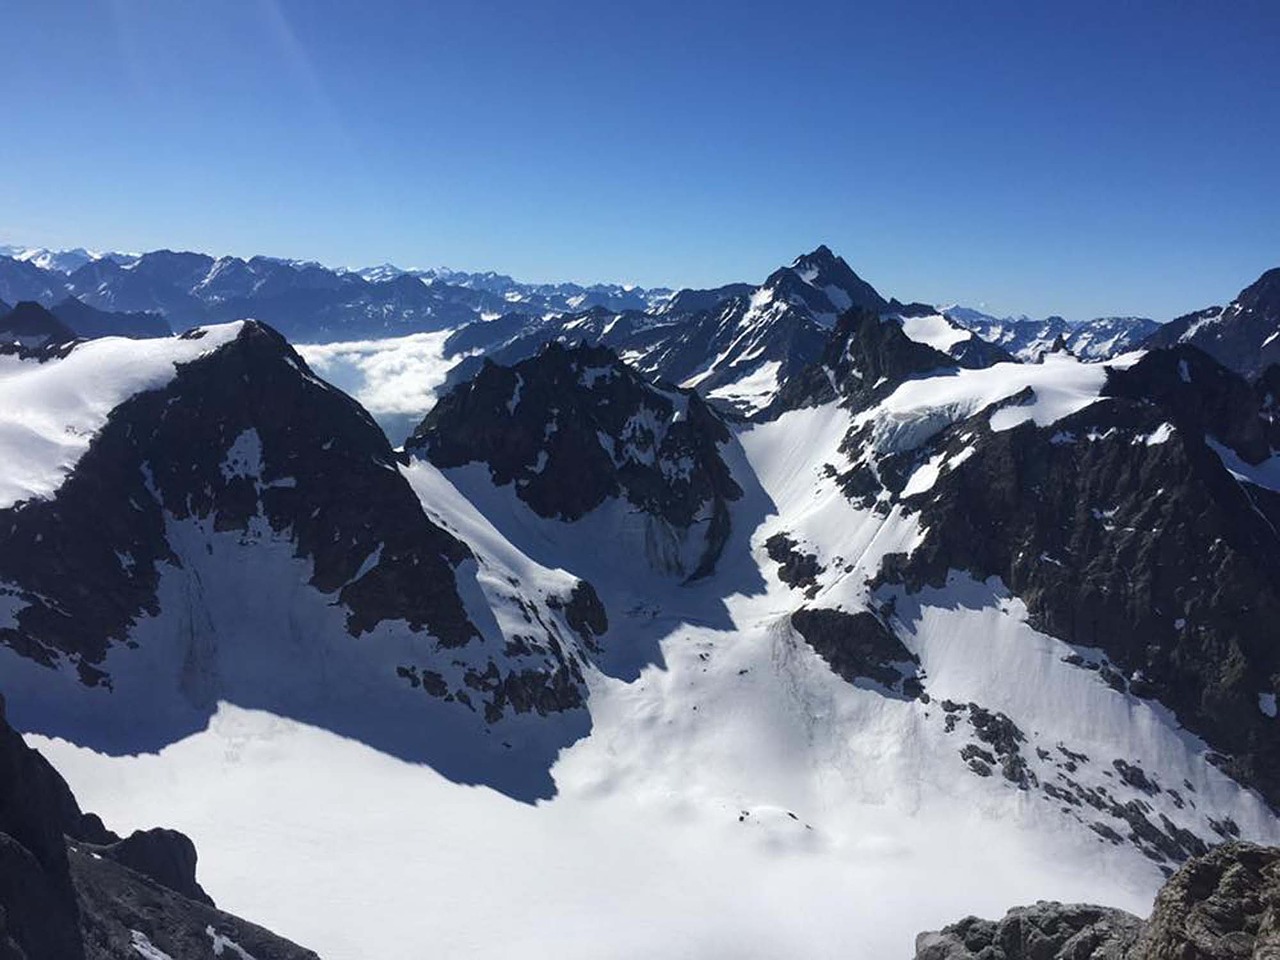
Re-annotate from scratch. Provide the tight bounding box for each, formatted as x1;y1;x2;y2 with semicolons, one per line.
0;694;316;959
914;843;1280;960
789;607;922;698
915;902;1142;960
770;306;958;414
1134;842;1280;959
410;341;743;580
874;346;1280;809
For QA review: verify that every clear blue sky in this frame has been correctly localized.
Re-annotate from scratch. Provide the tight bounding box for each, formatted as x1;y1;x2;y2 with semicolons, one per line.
3;1;1278;320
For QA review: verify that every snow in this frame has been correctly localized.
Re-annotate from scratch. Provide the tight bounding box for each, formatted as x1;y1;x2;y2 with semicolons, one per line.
0;323;244;509
705;361;782;415
1138;423;1175;446
1260;694;1277;719
854;354;1109;457
296;330;460;444
130;930;175;960
896;313;972;354
1207;437;1280;492
220;430;263;480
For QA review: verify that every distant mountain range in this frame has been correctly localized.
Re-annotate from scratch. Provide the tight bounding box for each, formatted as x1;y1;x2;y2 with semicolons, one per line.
5;242;1280;430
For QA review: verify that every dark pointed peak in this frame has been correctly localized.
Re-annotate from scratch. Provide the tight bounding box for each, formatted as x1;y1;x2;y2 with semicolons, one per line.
785;245;887;313
791;243;837;267
1234;266;1280;313
0;300;78;345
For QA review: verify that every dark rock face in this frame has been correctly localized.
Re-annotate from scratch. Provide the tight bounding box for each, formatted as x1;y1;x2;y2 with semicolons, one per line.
0;695;317;959
874;346;1280;808
0;320;478;679
771;306;958;414
789;608;922;697
0;696;84;960
1134;842;1280;958
92;829;212;907
0;301;78;347
915;902;1142;960
410;341;743;580
765;532;825;594
1144;267;1280;379
914;843;1280;960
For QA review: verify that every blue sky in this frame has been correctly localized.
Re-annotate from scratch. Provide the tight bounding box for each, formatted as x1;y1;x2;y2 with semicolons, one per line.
3;1;1278;319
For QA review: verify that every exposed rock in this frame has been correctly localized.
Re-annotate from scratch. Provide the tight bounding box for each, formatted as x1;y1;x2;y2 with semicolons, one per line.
91;828;212;907
410;341;742;579
875;346;1280;807
915;901;1142;959
914;843;1280;960
0;694;316;958
788;607;921;697
764;532;825;593
1133;842;1280;959
771;306;958;415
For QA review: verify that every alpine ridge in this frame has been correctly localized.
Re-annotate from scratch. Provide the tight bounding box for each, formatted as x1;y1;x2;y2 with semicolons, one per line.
2;241;1280;960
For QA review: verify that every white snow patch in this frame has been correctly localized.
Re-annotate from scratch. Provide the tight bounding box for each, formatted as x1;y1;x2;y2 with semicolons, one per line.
207;926;257;960
1139;423;1175;446
1260;694;1277;718
855;354;1108;457
706;361;783;415
0;323;244;508
1207;438;1280;492
130;930;175;960
897;314;973;354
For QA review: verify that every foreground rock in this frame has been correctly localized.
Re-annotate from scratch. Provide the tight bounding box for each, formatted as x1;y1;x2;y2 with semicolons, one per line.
0;693;318;959
914;842;1280;959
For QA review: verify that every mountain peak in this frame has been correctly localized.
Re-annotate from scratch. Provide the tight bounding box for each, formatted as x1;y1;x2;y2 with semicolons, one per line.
785;245;887;315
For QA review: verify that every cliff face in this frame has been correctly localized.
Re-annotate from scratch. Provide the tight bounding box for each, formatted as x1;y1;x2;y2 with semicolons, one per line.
0;693;318;960
914;842;1280;960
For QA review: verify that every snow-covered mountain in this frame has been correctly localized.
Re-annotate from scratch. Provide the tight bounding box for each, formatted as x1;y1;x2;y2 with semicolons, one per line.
437;245;891;417
4;286;1280;958
944;305;1159;361
0;246;678;343
1143;267;1280;379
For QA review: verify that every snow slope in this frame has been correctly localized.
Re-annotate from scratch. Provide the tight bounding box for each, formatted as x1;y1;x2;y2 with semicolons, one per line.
0;323;243;507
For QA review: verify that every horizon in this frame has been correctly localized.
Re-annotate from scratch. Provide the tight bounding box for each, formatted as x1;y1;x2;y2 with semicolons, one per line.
4;2;1279;322
1;237;1264;325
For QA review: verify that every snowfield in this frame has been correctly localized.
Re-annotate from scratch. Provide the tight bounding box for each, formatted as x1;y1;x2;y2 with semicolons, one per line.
11;334;1280;959
0;323;244;507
